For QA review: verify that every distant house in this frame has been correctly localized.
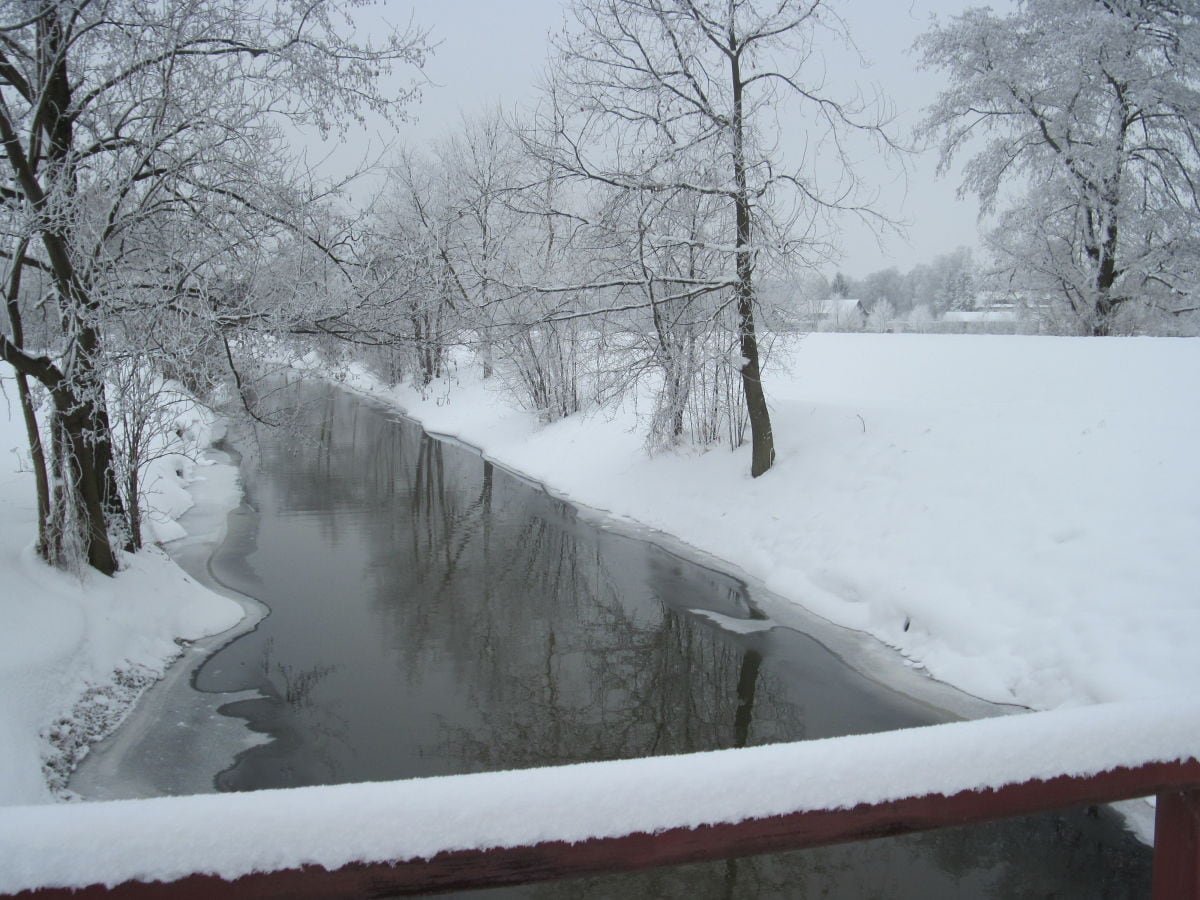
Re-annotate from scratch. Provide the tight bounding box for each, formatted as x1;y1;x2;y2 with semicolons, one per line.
830;298;867;330
802;297;867;331
971;290;1017;312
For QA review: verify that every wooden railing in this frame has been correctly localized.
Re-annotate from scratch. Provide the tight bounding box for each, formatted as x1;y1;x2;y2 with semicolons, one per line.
3;700;1198;898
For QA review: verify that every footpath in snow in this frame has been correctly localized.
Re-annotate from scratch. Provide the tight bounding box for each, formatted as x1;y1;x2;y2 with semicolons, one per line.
0;380;245;806
342;332;1200;714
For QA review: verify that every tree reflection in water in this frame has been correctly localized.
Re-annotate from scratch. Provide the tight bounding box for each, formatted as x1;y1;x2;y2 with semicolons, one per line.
198;381;1151;899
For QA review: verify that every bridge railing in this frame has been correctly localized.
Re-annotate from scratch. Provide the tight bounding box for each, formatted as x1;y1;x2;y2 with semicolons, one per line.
3;698;1198;898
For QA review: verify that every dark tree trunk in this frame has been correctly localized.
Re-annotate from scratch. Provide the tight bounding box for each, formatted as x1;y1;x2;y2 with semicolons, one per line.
53;396;119;575
730;48;775;477
0;335;118;573
0;3;123;572
16;373;51;557
74;321;129;540
127;459;142;551
4;239;51;557
1092;219;1120;336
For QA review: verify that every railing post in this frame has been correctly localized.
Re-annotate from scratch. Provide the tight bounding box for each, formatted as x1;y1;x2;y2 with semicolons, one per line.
1153;788;1200;900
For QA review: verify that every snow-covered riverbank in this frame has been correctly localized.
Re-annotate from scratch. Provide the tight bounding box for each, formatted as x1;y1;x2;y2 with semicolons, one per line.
3;333;1195;810
1;334;1193;889
339;332;1200;714
0;381;245;805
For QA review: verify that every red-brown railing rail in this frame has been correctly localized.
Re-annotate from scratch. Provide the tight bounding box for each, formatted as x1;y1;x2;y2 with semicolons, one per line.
2;699;1198;898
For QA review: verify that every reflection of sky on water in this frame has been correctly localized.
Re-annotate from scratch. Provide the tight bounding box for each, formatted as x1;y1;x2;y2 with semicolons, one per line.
197;380;1150;899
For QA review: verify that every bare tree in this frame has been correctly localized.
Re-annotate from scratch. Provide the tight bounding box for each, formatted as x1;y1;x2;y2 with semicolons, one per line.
359;151;465;387
592;169;743;448
0;0;427;573
439;111;527;379
917;0;1200;335
106;359;206;550
526;0;898;476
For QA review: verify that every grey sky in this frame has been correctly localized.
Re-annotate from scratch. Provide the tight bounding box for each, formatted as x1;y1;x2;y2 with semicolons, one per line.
333;0;1010;278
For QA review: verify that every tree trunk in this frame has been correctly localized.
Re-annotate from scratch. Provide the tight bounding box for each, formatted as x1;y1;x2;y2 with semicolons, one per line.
4;239;51;557
0;5;124;571
16;373;51;557
127;460;142;551
480;337;494;380
1092;218;1120;336
71;320;128;539
730;48;775;477
53;397;118;575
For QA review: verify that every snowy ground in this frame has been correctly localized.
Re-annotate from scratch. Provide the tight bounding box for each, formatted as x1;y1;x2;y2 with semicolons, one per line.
0;380;245;806
340;333;1200;714
0;334;1196;891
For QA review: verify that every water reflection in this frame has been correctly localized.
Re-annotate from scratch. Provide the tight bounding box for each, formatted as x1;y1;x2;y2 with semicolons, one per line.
197;379;1150;898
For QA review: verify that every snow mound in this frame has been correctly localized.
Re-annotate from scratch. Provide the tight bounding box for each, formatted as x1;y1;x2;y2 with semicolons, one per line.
0;378;244;805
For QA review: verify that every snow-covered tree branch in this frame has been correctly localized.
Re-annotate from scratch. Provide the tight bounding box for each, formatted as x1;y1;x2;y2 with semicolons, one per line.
0;0;428;573
917;0;1200;335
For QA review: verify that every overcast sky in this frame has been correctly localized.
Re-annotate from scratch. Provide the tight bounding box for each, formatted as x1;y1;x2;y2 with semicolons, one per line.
328;0;1014;279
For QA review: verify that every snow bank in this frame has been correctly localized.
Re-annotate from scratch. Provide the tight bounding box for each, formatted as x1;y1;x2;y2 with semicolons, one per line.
341;333;1200;712
2;697;1196;893
0;378;245;805
133;385;225;545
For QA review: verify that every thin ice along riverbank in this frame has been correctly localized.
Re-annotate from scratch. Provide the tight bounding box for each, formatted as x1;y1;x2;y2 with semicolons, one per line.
67;445;268;801
0;378;247;806
72;376;1151;898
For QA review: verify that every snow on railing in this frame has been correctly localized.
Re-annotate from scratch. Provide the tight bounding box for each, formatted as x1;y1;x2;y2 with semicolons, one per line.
3;699;1198;898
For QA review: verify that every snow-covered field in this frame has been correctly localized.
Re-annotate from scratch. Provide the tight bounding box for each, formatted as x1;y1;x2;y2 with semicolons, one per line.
342;333;1200;713
0;381;244;806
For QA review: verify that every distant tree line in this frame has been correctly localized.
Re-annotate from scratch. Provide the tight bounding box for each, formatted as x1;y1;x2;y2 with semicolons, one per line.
3;0;1197;576
815;247;980;320
298;0;902;479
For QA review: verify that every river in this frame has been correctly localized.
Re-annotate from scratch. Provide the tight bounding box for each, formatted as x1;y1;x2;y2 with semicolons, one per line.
79;378;1154;897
